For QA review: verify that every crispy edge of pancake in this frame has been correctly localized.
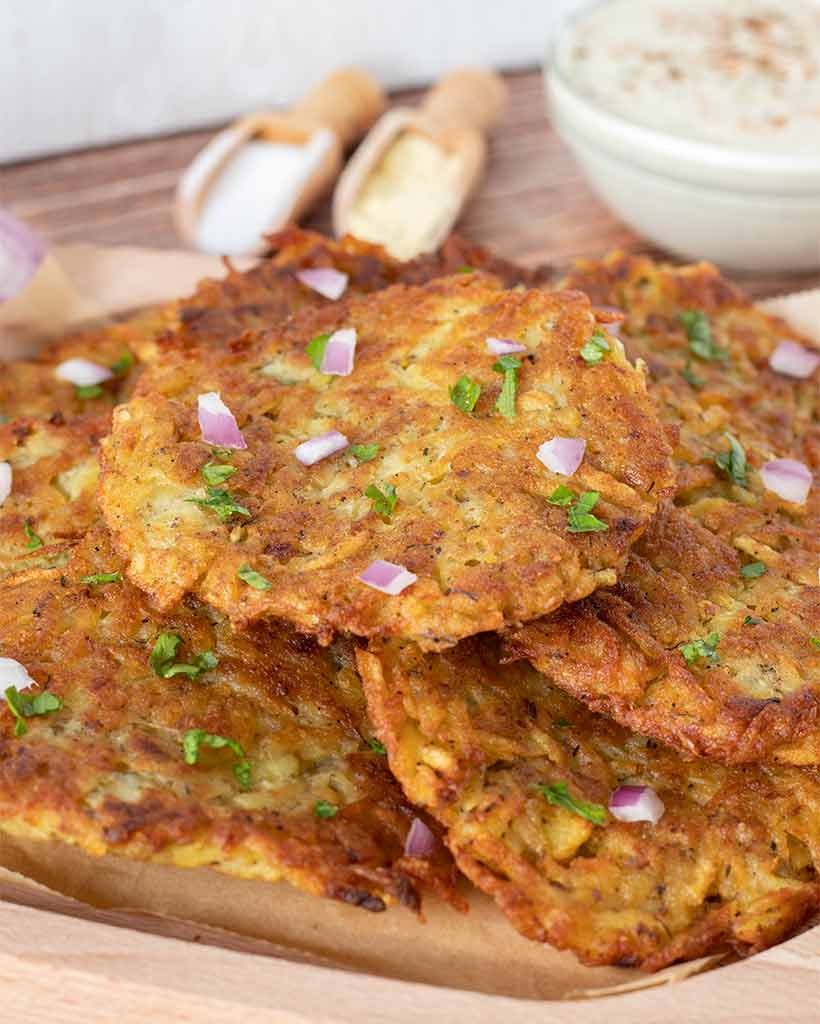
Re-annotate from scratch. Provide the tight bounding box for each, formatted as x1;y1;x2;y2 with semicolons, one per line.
99;273;674;648
357;636;820;970
0;531;460;913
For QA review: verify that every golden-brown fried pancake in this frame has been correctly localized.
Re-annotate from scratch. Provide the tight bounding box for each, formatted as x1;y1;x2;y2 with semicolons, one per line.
511;255;820;764
100;274;674;648
0;531;458;912
358;635;820;970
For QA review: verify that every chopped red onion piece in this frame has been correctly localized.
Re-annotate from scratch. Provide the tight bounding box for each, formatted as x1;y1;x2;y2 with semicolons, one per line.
197;392;247;450
0;657;37;692
769;340;820;379
536;436;586;476
293;430;349;466
760;458;812;504
404;816;437;858
486;337;526;355
0;462;11;507
609;785;665;824
320;328;357;376
55;358;113;387
295;267;348;301
359;559;417;595
0;209;47;302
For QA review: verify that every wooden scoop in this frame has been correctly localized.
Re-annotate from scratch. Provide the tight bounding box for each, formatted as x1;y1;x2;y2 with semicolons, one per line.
332;69;507;258
175;68;386;255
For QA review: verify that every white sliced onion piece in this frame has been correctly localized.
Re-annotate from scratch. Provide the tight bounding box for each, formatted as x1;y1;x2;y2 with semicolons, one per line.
0;462;11;507
769;340;820;379
404;816;437;858
359;559;417;595
55;358;113;387
295;267;348;301
293;430;349;466
320;328;357;376
486;337;526;355
0;209;47;302
760;458;812;504
197;392;247;450
608;785;665;824
536;436;586;477
0;657;37;692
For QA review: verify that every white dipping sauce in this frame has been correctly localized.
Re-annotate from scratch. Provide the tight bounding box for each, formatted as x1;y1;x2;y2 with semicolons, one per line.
557;0;820;153
194;130;335;256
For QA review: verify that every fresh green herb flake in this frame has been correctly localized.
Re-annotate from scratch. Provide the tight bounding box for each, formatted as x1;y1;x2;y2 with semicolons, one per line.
314;799;338;819
741;561;767;579
811;637;820;652
202;461;237;486
210;447;234;460
535;781;606;825
680;632;721;666
493;355;521;419
449;375;481;414
110;352;134;376
186;486;251;522
547;485;575;507
237;564;272;590
150;632;218;679
80;571;122;586
182;728;251;790
349;443;379;464
306;333;331;371
365;482;397;519
682;359;704;388
680;310;728;362
455;265;474;274
552;719;571;728
4;686;62;738
715;433;747;487
368;737;387;754
23;520;43;551
743;615;762;626
580;329;610;366
567;491;609;534
76;384;104;400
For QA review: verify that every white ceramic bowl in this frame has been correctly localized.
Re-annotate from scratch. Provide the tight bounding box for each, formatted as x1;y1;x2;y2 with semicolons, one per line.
544;14;820;273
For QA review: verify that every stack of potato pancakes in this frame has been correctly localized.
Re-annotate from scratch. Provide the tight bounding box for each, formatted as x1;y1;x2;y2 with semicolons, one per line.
0;228;818;971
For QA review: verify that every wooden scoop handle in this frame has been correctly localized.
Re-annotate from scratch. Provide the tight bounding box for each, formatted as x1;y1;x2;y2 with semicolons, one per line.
417;69;507;141
292;68;387;148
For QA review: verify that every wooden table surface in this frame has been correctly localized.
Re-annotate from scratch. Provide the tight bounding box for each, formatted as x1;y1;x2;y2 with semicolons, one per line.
3;69;819;300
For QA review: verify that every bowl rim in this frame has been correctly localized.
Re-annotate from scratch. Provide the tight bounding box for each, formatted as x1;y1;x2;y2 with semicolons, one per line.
546;0;820;179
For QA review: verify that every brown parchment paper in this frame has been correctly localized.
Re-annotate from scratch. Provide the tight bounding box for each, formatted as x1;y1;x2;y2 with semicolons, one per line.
0;246;815;1003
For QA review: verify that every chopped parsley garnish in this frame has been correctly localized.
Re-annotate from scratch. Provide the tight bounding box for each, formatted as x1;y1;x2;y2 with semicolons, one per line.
741;561;766;579
681;359;704;388
237;564;272;590
4;686;62;738
314;799;338;819
567;491;609;533
811;637;820;652
76;384;104;400
743;615;762;626
679;310;728;362
306;332;331;370
23;520;43;551
493;354;521;418
455;265;474;273
349;443;379;464
715;433;747;487
547;484;575;507
535;781;606;825
186;486;250;522
202;461;237;486
366;482;397;519
449;375;481;414
580;329;610;366
150;632;218;679
183;729;251;790
80;571;122;586
680;632;721;666
110;352;134;376
368;737;387;754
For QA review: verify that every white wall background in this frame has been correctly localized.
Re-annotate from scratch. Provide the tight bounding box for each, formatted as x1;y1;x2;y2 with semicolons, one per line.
1;0;585;163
